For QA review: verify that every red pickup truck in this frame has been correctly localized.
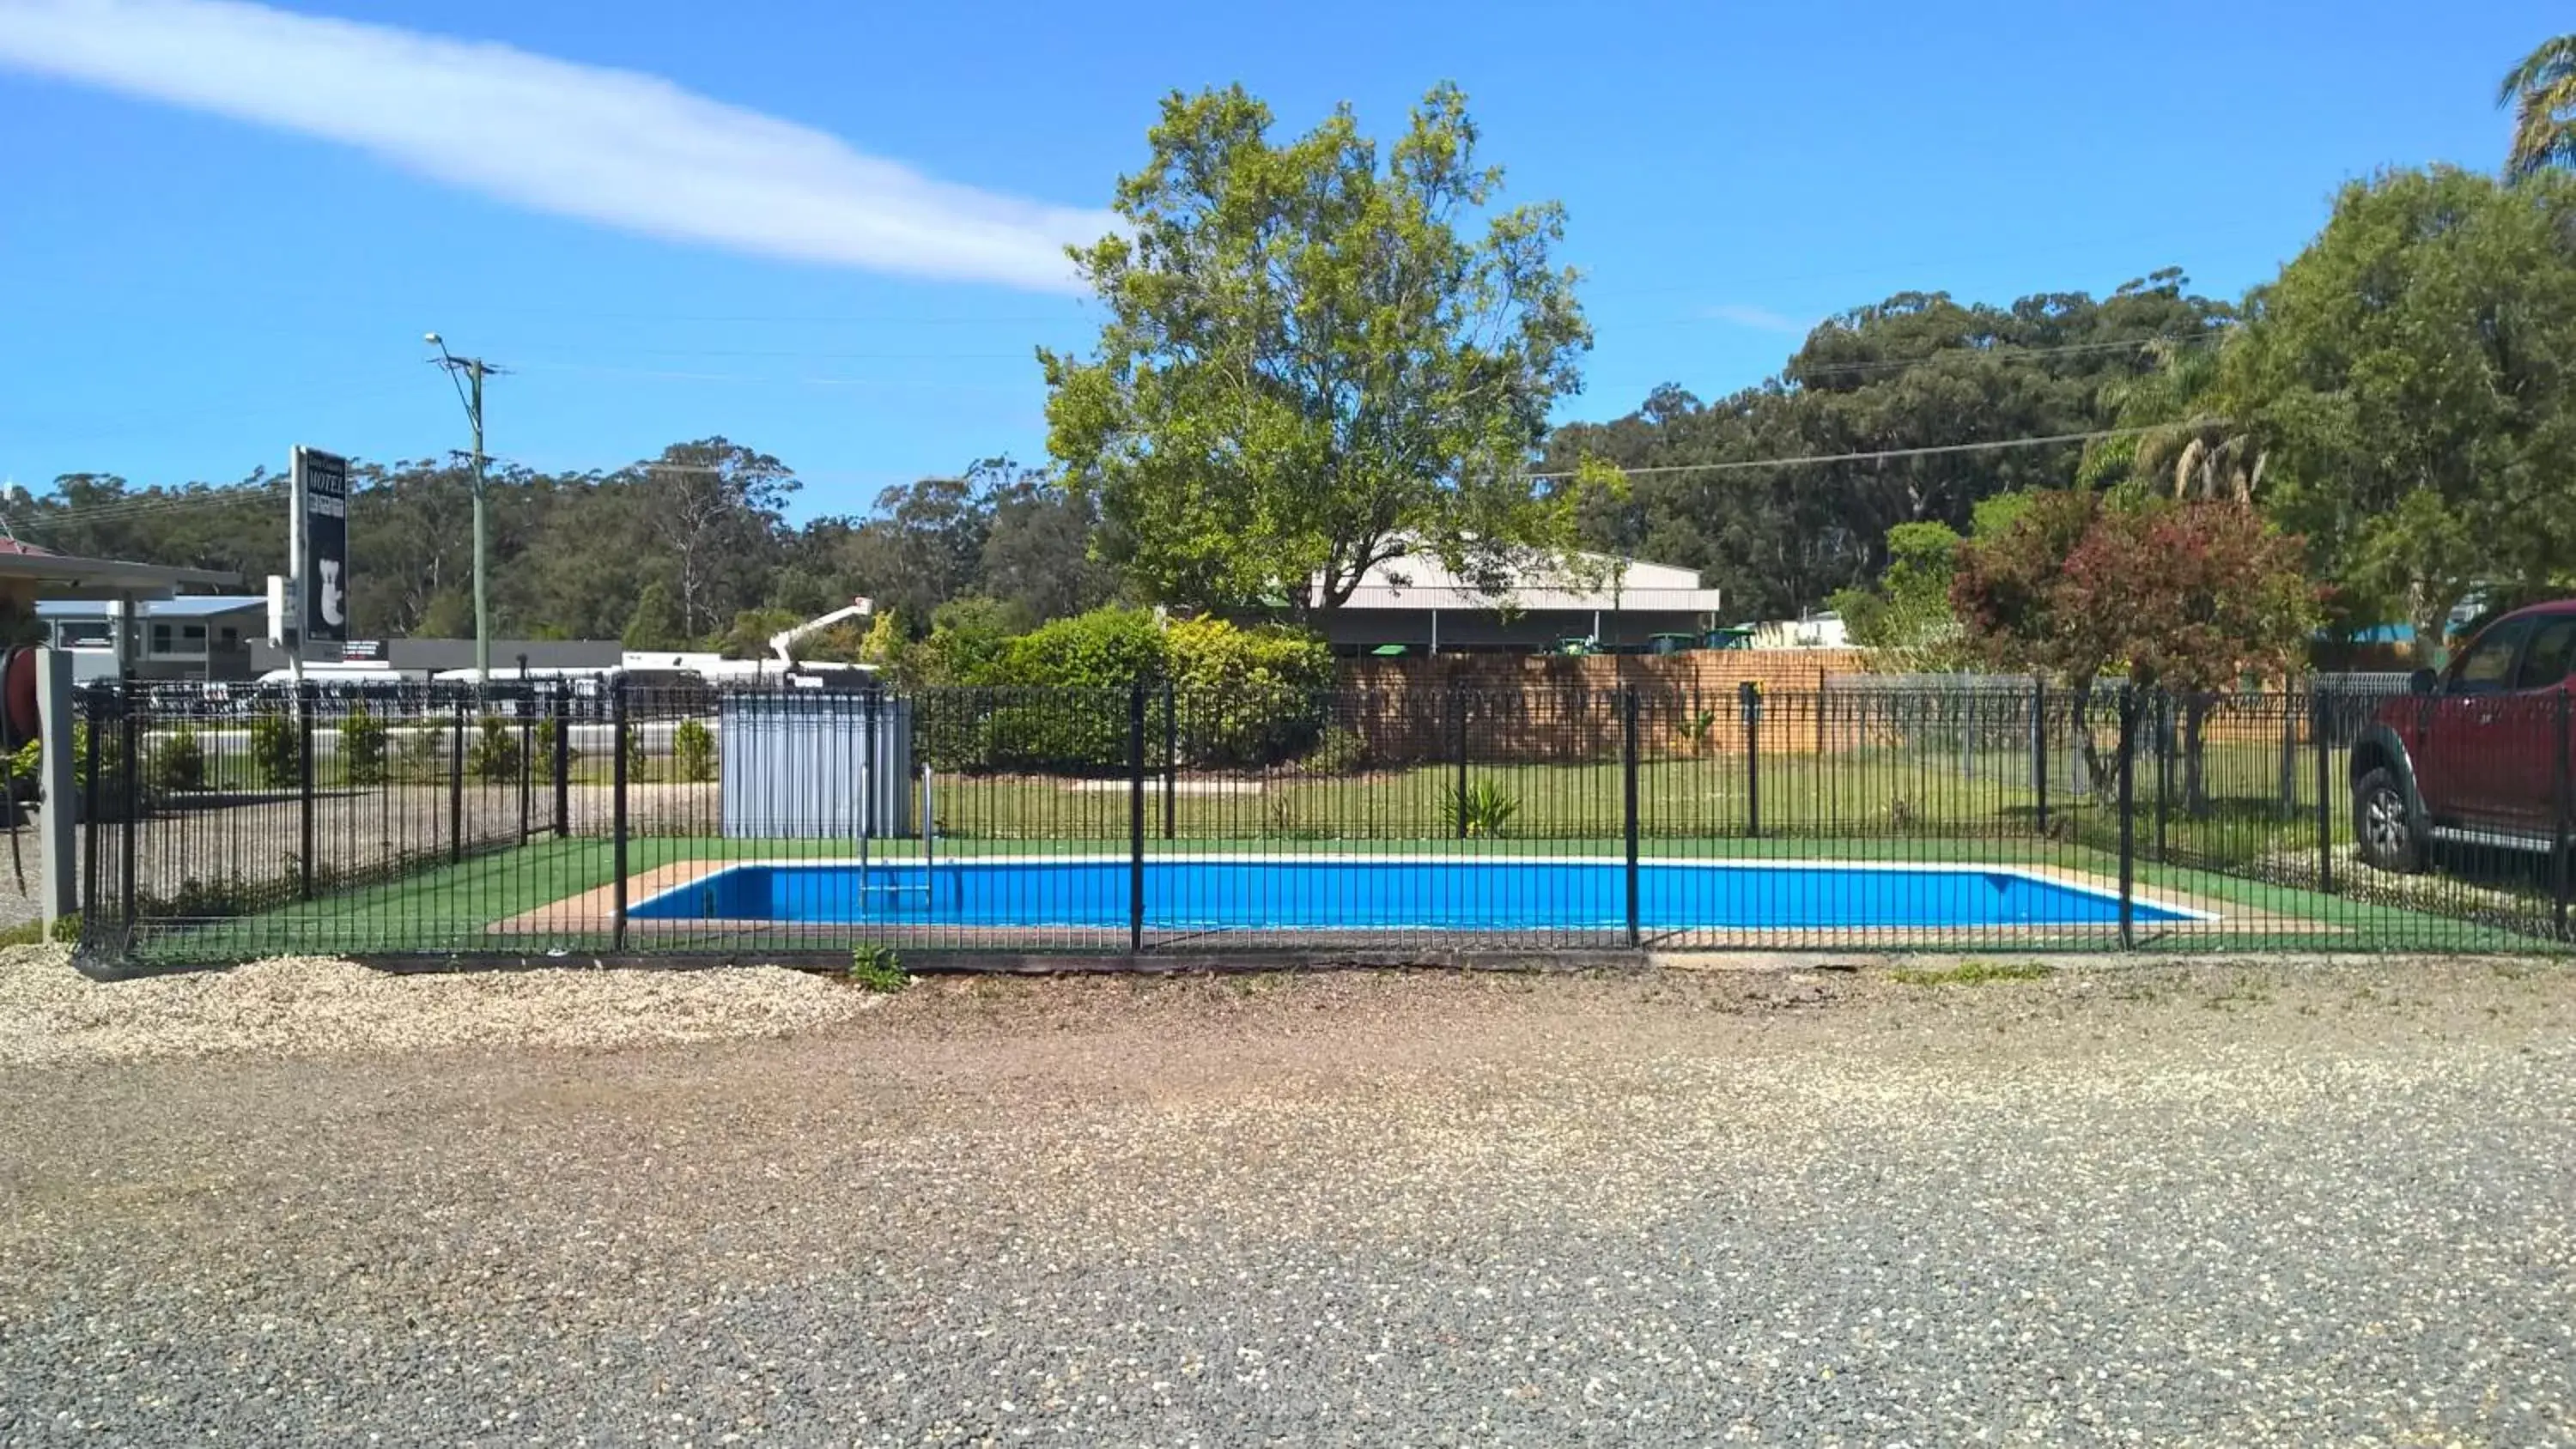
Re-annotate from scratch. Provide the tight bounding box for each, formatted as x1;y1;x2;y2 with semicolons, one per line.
2349;601;2576;871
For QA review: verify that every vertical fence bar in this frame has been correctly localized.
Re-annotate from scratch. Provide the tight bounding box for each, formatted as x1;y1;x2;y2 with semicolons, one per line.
611;679;629;952
82;688;101;940
1740;682;1761;840
1161;682;1177;840
1127;684;1145;953
2117;685;2136;949
1451;687;1469;840
2555;689;2570;943
517;706;533;846
298;688;316;901
2154;694;2172;864
118;689;137;937
448;700;466;866
2311;691;2333;894
2031;676;2048;835
1621;685;1641;948
551;688;571;840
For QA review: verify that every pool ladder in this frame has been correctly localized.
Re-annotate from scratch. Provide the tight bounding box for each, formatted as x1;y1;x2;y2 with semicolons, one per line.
853;766;940;915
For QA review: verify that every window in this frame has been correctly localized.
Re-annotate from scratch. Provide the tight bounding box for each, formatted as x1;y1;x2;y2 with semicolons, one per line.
2451;617;2534;695
180;624;206;645
149;623;174;656
218;627;240;648
2515;616;2576;690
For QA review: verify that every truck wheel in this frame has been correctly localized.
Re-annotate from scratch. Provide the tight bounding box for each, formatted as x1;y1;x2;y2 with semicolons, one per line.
2353;767;2422;874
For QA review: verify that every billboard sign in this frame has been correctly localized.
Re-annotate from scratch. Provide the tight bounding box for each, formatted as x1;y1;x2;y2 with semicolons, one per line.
291;446;349;646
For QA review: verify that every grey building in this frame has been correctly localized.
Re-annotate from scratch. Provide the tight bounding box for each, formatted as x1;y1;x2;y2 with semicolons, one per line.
35;596;266;682
1306;549;1726;656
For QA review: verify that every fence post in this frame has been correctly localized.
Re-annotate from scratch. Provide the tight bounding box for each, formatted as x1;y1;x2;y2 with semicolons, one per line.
517;706;533;846
2116;685;2136;950
1161;681;1177;840
2154;693;2172;864
1127;684;1146;953
1451;688;1470;840
34;650;76;933
449;698;466;867
2277;690;2300;814
2555;689;2570;942
1740;682;1762;840
551;688;571;840
2030;676;2050;835
1621;686;1642;948
2311;691;2333;894
118;688;137;936
298;686;316;901
611;679;629;952
82;685;102;935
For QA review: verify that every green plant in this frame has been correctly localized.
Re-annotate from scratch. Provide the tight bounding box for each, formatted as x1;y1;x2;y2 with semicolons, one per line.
532;718;576;781
399;724;446;781
848;943;909;992
1680;710;1720;755
1165;616;1331;767
468;716;523;783
1302;724;1367;776
247;711;300;788
672;718;716;783
149;724;204;792
1439;777;1519;837
342;702;388;785
1888;960;2055;986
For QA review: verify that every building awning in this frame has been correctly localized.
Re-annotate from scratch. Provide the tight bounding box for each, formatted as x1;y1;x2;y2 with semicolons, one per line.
0;547;240;605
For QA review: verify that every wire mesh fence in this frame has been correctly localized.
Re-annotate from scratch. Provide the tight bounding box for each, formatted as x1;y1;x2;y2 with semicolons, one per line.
70;676;2574;967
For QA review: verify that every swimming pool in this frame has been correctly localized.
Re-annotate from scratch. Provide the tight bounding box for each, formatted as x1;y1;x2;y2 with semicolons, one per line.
629;856;2204;931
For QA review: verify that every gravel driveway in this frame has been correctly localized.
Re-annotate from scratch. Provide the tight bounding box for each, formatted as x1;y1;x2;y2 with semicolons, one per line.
2;956;2571;1446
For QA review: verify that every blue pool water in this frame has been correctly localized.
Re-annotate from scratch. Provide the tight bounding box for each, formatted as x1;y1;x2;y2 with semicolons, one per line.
629;857;2200;931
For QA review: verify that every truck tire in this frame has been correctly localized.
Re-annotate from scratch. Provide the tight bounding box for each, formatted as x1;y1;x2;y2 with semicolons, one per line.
2353;767;2422;875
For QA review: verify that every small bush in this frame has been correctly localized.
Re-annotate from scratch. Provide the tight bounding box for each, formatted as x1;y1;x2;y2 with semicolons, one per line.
532;718;576;781
342;702;388;785
672;718;716;783
247;712;300;788
399;725;447;781
1440;778;1520;838
468;716;522;783
1302;725;1368;776
150;725;204;792
848;943;909;992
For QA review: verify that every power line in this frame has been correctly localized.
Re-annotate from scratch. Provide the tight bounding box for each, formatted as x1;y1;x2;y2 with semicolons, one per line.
1528;426;2162;481
1785;333;2221;380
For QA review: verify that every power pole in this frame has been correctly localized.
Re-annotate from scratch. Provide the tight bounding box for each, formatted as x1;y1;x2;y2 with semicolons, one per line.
426;334;503;683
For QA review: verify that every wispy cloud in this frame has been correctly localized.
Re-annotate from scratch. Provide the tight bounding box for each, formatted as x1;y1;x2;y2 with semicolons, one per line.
0;0;1120;292
1702;304;1814;336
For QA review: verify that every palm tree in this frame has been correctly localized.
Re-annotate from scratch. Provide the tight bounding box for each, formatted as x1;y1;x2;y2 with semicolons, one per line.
2086;338;2263;502
2500;34;2576;180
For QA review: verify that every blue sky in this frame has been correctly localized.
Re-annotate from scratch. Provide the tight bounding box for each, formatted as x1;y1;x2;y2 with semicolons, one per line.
0;0;2558;520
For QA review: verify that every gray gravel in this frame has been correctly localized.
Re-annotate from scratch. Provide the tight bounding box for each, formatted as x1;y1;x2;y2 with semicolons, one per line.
3;960;2572;1446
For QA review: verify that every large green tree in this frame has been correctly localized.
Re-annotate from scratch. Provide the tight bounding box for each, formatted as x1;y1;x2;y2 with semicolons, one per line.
1548;273;2234;621
2217;166;2576;660
1042;82;1592;620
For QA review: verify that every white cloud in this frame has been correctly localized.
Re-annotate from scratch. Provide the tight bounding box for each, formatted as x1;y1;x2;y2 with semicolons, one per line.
1702;304;1813;336
0;0;1120;292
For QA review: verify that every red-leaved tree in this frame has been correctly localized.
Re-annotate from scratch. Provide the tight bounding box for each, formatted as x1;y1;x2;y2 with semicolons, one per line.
1953;495;2322;809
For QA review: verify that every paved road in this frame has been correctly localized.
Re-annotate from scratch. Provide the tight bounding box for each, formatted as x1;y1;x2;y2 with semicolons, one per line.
3;961;2571;1446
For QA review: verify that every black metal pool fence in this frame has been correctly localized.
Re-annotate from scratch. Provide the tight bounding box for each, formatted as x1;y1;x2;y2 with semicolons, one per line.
67;675;2576;966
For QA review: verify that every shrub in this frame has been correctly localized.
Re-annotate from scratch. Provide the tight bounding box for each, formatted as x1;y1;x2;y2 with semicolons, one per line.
150;724;204;792
468;716;522;783
1167;617;1330;767
342;702;388;785
1302;725;1368;776
981;694;1130;773
247;712;300;789
1439;778;1519;838
672;718;716;783
399;724;447;781
532;718;576;782
848;943;909;992
998;606;1170;689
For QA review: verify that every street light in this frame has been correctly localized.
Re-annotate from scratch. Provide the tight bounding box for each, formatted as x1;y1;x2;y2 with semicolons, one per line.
425;332;505;683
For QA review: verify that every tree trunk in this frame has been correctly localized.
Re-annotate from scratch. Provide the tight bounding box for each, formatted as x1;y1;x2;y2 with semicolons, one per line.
2181;694;2211;819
